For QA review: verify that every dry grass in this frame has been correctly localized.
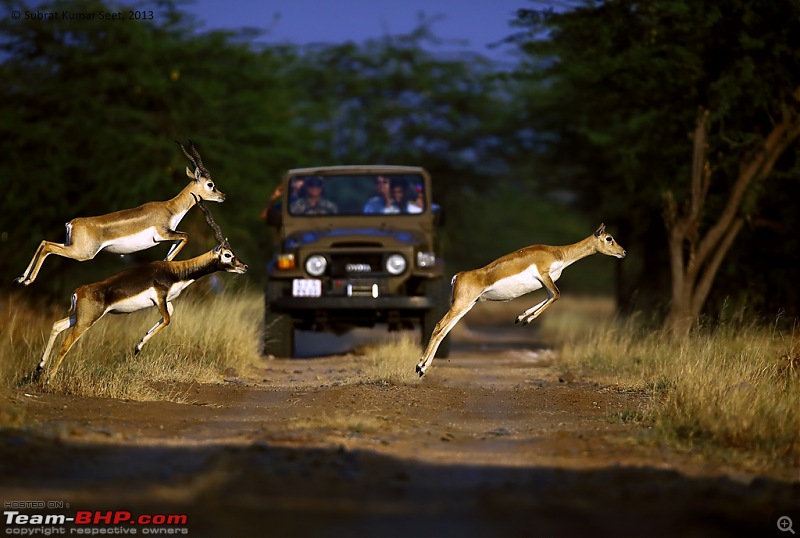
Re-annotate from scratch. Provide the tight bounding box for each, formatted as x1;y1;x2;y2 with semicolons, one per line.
4;286;798;467
354;333;422;386
288;412;392;435
540;299;800;466
0;287;262;404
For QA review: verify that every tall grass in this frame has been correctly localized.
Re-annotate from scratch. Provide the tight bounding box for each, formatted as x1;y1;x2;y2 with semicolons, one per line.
540;298;800;466
0;286;262;402
355;333;422;385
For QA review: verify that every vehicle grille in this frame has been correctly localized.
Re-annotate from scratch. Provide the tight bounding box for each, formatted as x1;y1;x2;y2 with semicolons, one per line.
329;253;385;277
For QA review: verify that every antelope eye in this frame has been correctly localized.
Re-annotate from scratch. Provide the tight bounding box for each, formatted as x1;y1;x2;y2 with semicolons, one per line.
206;182;214;189
223;252;232;260
606;236;613;242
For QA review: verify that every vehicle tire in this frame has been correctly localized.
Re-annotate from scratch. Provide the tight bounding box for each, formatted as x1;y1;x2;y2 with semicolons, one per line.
421;278;451;358
264;283;295;358
264;311;294;358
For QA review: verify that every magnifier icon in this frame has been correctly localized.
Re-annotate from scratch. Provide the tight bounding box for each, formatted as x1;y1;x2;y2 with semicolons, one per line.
779;516;795;534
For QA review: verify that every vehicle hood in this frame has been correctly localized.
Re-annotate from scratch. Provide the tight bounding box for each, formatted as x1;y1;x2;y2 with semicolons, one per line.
285;227;427;249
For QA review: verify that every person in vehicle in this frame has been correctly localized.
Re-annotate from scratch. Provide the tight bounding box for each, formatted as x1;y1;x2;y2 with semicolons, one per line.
363;175;400;214
260;176;307;221
290;176;338;215
391;178;423;214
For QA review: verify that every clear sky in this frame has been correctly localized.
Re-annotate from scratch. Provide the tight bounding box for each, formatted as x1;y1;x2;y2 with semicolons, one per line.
188;0;530;63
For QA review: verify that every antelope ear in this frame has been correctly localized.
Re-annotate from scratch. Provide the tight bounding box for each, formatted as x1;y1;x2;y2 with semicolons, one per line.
185;166;195;179
595;223;606;237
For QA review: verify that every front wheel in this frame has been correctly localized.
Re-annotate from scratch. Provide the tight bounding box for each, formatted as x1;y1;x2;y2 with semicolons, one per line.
263;282;295;358
263;310;295;358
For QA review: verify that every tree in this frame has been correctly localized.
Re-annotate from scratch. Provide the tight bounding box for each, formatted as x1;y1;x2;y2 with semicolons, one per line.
509;0;800;332
0;0;530;298
0;0;303;295
664;96;800;334
285;22;516;185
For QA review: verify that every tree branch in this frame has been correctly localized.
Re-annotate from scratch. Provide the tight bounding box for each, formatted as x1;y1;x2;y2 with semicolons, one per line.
691;217;745;317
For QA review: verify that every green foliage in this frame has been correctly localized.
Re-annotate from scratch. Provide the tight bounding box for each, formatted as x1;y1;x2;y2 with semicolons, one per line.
284;26;516;204
509;0;800;316
0;1;518;298
3;0;798;321
0;0;304;295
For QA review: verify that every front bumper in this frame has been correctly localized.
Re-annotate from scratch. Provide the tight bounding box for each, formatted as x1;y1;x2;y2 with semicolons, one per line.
270;295;436;311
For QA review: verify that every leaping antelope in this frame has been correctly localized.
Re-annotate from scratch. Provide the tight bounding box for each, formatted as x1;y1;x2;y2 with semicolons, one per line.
14;141;224;286
416;224;626;377
33;201;247;385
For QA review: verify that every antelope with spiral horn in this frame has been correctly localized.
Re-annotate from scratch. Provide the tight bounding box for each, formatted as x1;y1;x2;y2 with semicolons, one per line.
15;141;224;286
34;200;247;385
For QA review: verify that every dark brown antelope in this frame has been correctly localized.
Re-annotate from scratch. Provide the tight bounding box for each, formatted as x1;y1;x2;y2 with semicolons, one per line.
417;224;626;377
34;201;247;385
15;141;224;286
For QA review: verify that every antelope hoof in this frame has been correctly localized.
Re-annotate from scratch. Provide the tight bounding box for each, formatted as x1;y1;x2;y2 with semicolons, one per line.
416;364;426;377
134;344;142;356
13;276;29;286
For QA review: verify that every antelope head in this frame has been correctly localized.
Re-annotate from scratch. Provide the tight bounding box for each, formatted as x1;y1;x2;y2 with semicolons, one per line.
594;223;627;258
177;140;226;203
196;199;248;274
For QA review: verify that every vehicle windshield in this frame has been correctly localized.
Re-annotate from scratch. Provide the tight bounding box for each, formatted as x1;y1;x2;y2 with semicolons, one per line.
287;174;426;216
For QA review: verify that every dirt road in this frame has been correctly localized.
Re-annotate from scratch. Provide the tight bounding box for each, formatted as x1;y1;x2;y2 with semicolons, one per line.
1;326;798;537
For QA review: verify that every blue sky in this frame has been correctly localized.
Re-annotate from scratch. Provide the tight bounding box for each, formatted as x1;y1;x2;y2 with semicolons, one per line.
188;0;530;63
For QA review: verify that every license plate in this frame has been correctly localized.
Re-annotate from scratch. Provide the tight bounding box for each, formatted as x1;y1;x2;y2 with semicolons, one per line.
292;279;322;297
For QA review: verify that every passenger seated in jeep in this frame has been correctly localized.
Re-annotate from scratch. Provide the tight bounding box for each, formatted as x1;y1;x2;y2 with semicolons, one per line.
290;176;338;215
391;178;423;214
363;175;400;214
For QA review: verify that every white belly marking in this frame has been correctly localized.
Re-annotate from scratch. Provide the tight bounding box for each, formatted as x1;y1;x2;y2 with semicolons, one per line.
105;281;194;316
103;227;160;254
481;265;544;301
106;289;157;314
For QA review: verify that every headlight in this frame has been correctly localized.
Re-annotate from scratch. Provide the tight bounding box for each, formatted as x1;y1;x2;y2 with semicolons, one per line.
416;251;435;268
385;254;407;275
305;254;327;276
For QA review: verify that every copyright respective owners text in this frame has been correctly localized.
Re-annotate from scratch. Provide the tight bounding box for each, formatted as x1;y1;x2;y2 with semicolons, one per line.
9;9;155;21
3;501;190;535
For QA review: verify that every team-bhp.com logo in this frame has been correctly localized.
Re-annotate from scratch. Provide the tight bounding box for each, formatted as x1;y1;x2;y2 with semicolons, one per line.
4;509;189;535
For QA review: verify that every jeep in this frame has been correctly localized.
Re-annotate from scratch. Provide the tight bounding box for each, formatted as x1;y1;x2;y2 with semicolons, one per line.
263;165;450;358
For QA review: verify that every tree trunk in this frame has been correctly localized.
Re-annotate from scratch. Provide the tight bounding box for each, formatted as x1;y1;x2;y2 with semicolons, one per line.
663;90;800;335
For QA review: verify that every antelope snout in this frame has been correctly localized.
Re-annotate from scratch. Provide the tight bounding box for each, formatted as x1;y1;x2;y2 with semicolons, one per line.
230;262;248;274
617;249;627;258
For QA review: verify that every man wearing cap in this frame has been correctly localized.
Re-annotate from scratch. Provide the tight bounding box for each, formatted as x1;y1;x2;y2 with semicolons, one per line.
290;176;338;215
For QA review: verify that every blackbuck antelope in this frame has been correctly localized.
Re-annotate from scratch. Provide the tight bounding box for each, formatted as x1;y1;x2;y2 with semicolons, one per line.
14;141;224;286
34;201;247;385
416;224;626;377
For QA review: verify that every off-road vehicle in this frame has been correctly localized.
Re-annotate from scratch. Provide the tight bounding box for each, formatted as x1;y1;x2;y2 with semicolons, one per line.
263;165;450;358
